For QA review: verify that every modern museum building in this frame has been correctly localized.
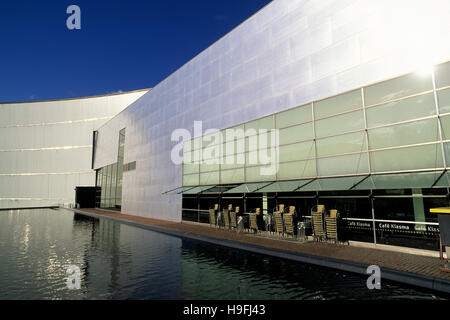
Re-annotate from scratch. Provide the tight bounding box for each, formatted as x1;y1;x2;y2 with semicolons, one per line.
88;0;450;250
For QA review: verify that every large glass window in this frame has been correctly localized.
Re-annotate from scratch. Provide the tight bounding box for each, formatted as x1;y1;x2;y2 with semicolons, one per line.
278;122;313;145
181;60;450;188
373;196;439;250
220;168;244;184
317;153;369;176
278;141;315;162
315;110;364;138
368;118;439;150
373;197;415;221
370;143;443;172
364;72;433;106
366;93;436;128
277;160;316;180
435;61;450;89
316;131;366;157
437;88;450;114
314;89;362;119
317;196;373;243
96;128;126;209
275;103;312;128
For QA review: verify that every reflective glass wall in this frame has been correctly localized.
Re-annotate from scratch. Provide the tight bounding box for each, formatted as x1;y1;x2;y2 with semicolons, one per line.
182;61;450;187
96;129;126;209
181;60;450;251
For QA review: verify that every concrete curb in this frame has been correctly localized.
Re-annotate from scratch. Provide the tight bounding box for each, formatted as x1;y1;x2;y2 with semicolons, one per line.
69;208;450;295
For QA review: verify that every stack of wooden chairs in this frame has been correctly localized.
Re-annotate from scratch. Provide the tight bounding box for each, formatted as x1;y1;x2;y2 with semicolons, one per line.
230;206;240;230
249;208;261;233
325;209;339;242
209;204;219;228
283;206;296;237
273;204;285;235
311;205;326;241
311;205;340;243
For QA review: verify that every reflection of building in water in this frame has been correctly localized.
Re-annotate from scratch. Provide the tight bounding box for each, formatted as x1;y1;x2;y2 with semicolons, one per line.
72;213;183;299
72;213;124;297
179;239;395;300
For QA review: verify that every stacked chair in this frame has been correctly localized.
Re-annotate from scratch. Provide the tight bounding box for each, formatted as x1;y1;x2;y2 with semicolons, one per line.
230;206;239;230
273;204;285;235
222;204;232;229
311;205;326;241
283;206;296;237
249;208;261;233
311;205;340;242
325;209;339;243
209;204;219;228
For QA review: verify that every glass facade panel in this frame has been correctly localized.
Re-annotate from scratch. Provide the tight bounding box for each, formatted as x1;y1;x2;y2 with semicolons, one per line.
364;72;433;106
183;185;215;194
225;182;270;193
221;159;244;170
318;176;368;191
183;139;194;153
371;171;443;189
183;173;199;186
96;129;126;209
278;141;315;162
437;88;450;114
245;115;274;134
434;172;450;187
314;89;362;119
192;137;202;150
315;110;364;138
316;131;366;157
444;142;450;167
245;148;276;167
202;131;222;149
368;118;439;150
224;137;245;154
245;132;274;152
200;171;219;185
350;176;374;190
245;165;276;182
110;162;117;203
220;168;245;184
440;114;450;141
278;122;313;145
366;93;436;128
317;153;369;176
275;103;312;128
183;163;199;175
257;180;312;193
319;197;374;243
277;160;316;180
200;162;220;172
435;61;450;89
370;144;443;172
373;197;415;221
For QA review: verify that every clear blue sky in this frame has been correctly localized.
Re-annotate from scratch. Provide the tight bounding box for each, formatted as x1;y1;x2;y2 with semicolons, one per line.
0;0;272;102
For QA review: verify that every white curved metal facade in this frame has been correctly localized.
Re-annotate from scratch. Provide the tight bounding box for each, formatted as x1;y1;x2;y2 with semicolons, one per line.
0;90;148;209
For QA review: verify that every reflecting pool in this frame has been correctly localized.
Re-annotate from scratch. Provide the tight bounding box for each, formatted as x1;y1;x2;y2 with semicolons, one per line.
0;208;447;300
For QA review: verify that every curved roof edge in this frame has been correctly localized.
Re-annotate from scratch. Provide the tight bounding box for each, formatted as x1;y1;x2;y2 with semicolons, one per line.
0;88;151;105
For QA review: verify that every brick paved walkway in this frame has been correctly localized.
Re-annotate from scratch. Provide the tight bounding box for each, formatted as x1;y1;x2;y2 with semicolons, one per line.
75;208;450;286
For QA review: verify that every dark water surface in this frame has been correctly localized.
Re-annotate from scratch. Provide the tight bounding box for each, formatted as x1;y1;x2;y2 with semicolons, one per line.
0;208;447;300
